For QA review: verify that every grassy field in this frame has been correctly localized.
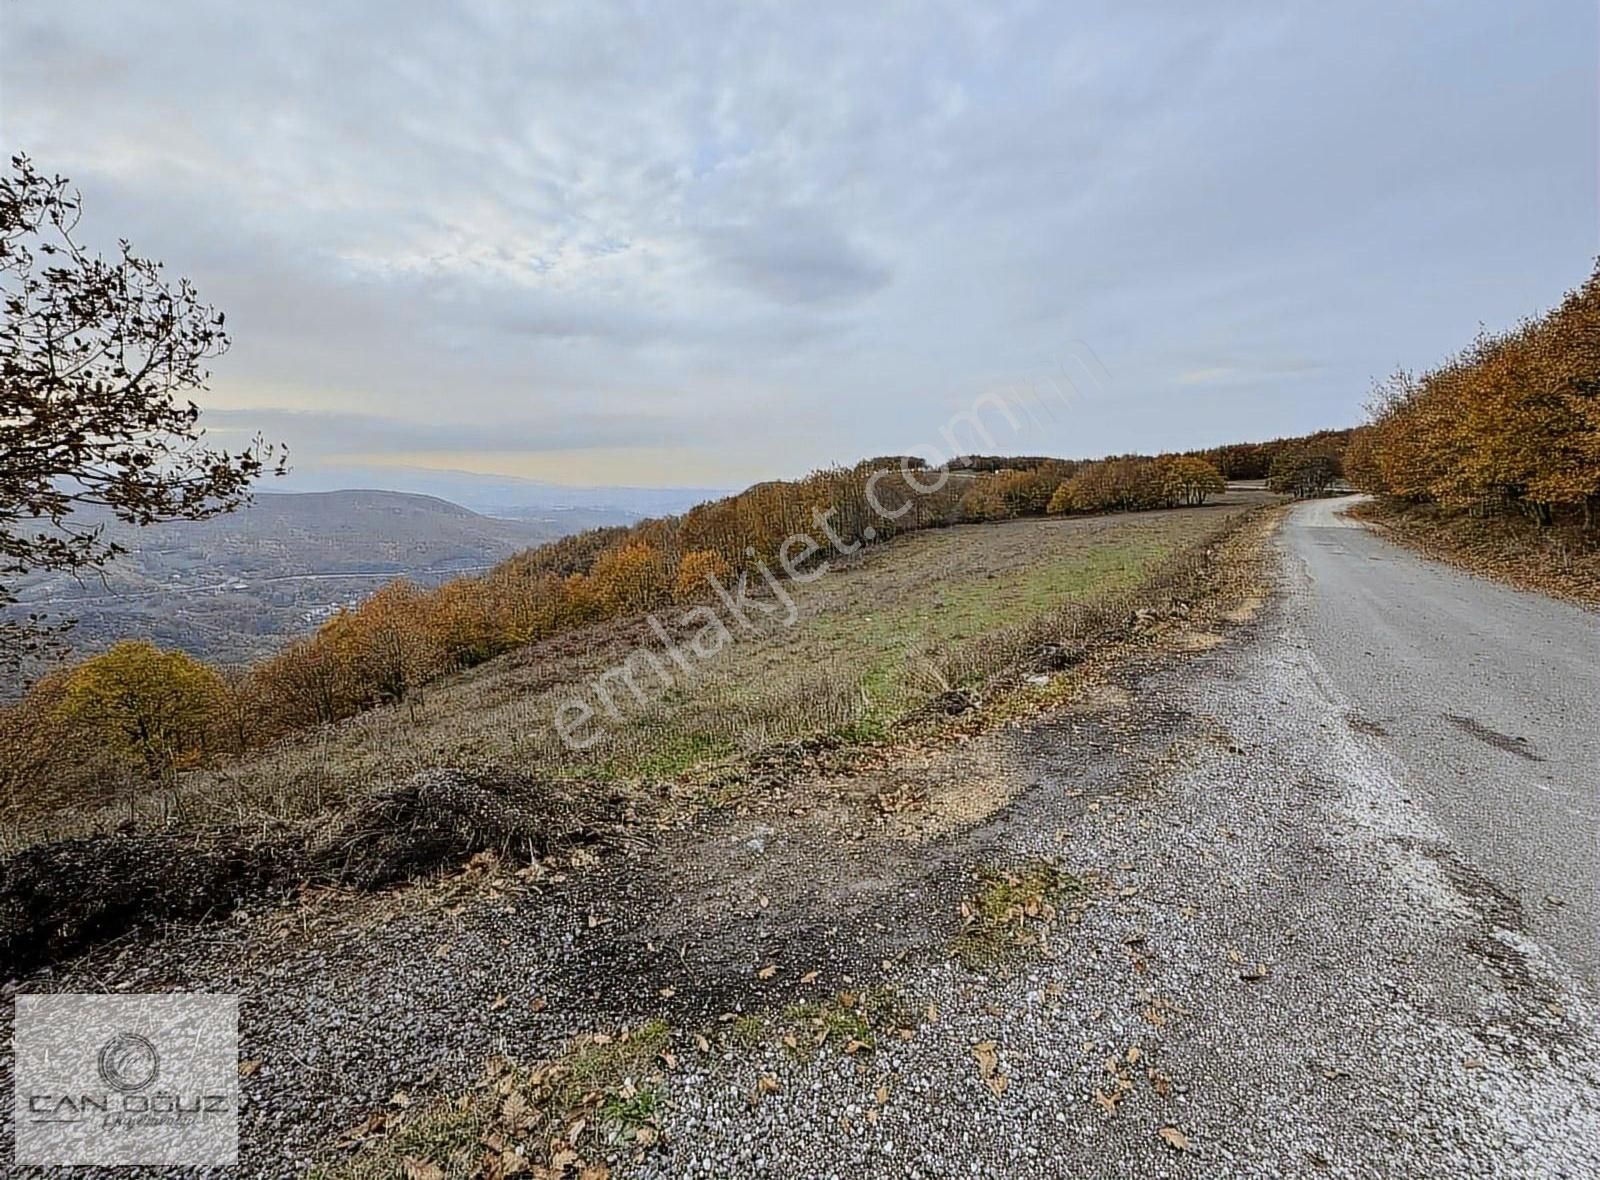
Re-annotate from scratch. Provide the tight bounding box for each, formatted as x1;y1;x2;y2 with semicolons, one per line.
16;494;1270;846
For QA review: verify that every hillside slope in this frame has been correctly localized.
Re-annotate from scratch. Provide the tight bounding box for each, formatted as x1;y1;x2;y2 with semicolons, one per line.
8;490;633;664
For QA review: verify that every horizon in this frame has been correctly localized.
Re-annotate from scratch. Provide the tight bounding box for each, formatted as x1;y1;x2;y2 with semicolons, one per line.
4;3;1593;487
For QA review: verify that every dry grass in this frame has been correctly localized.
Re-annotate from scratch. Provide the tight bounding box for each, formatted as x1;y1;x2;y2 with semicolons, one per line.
315;1021;671;1180
5;494;1273;851
1347;498;1600;608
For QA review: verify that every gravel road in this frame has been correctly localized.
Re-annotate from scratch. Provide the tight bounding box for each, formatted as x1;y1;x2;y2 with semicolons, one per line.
5;501;1597;1177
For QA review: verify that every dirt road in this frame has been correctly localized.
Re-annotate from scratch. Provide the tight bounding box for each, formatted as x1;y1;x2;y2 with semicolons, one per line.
6;502;1597;1177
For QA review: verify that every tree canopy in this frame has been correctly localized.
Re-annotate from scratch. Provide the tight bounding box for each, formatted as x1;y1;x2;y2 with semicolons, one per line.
1;155;283;659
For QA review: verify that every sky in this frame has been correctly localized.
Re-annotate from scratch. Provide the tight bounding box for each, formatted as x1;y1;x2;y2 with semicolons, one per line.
3;1;1596;489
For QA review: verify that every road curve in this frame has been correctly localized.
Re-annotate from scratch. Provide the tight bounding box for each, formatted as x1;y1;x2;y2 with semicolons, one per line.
1282;496;1600;992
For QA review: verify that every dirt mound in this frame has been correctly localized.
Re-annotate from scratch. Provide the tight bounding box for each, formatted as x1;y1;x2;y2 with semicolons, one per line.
1;768;634;979
307;767;633;889
0;833;302;977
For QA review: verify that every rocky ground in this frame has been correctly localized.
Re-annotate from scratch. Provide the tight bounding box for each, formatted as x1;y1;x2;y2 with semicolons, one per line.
4;505;1597;1178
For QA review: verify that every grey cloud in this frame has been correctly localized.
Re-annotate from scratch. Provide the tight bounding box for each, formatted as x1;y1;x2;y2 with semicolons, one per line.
697;213;892;306
2;1;1593;484
206;406;699;460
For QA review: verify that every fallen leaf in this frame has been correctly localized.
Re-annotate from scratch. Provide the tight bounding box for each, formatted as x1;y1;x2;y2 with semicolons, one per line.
579;1165;611;1180
402;1158;445;1180
659;987;677;998
800;970;820;984
238;1059;261;1077
489;994;507;1011
1158;1126;1194;1153
973;1041;999;1079
1148;1069;1173;1097
875;1084;890;1106
986;1075;1008;1097
530;996;548;1013
757;964;778;980
755;1075;781;1097
693;1033;711;1053
926;1002;940;1022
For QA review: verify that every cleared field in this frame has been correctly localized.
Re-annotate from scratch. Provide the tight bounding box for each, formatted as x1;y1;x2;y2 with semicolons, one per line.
21;494;1269;845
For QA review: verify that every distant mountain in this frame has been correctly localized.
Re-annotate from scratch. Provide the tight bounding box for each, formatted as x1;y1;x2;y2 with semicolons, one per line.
272;464;729;518
8;490;632;666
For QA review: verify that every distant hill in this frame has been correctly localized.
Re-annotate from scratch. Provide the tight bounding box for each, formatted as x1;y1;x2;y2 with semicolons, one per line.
8;490;634;665
272;464;729;518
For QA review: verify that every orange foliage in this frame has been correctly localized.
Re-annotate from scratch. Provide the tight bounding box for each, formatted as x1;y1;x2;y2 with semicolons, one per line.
1355;264;1600;527
674;549;733;603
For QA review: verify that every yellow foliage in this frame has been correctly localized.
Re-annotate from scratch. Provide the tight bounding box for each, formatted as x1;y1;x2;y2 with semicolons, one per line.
588;543;670;614
674;549;733;602
55;641;226;778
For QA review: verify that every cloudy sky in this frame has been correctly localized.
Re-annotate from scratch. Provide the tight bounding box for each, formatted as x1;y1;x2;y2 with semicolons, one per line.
3;2;1595;488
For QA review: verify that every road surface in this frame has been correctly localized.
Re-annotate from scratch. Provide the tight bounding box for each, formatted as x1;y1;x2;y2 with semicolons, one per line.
1284;496;1600;991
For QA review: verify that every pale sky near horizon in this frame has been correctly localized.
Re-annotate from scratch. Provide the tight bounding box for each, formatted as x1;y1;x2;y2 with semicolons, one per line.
3;2;1596;488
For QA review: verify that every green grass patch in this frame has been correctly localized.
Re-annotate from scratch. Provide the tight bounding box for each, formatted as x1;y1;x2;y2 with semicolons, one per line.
804;538;1175;730
952;860;1079;969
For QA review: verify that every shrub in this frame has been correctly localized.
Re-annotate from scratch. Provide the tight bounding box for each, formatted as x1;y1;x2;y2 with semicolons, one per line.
589;543;671;614
674;549;733;603
1267;449;1341;498
1159;456;1226;506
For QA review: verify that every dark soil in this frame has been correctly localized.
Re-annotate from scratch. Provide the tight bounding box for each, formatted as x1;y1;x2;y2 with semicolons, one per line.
0;767;631;979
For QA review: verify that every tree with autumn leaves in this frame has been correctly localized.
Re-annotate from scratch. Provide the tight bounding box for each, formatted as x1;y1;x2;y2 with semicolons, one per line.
1352;263;1600;527
55;641;226;778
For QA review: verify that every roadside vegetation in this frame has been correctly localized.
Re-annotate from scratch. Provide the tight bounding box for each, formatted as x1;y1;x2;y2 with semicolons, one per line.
3;498;1270;850
1345;263;1599;601
0;452;1266;832
317;1021;672;1180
